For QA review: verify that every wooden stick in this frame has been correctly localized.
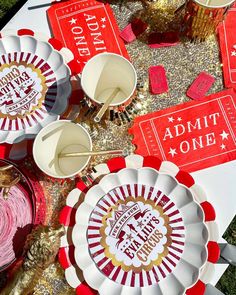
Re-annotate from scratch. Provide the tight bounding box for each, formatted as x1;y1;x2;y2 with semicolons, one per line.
59;149;124;158
42;125;65;141
94;88;120;123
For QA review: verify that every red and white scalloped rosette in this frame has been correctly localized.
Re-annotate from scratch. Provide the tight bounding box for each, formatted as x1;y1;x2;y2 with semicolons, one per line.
59;155;220;295
0;29;75;144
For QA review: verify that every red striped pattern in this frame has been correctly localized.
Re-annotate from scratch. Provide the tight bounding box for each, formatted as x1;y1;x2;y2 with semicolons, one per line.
175;170;195;188
2;54;6;64
91;248;104;258
17;29;34;36
97;256;109;267
158;265;166;278
88;233;101;239
111;266;121;281
130;271;136;287
152;266;159;281
91;210;104;218
58;245;75;269
143;156;162;170
200;201;216;221
146;271;152;285
153;190;162;203
169;250;181;260
168;210;180;217
76;282;97;295
169;217;183;224
35;59;44;68
48;38;63;51
207;241;220;263
163;202;175;212
59;156;217;293
106;192;116;205
102;260;115;276
139;271;144;286
87;226;100;231
157;194;170;207
59;206;76;226
86;183;185;286
186;280;206;295
58;176;96;294
0;51;55;131
107;157;126;172
169;245;184;253
121;271;128;285
25;52;31;63
89;217;102;224
165;256;176;267
76;180;88;192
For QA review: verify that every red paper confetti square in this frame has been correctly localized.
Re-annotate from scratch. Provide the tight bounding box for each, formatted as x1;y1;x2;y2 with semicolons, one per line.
148;32;179;48
149;65;168;94
47;0;129;74
120;24;136;43
120;18;148;43
131;18;148;36
129;88;236;172
187;72;215;100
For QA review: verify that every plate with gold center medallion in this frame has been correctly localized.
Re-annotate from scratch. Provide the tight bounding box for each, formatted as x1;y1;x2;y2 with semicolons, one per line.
0;29;74;144
72;166;209;295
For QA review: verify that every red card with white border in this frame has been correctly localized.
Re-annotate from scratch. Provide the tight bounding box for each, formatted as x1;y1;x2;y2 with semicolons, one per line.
218;6;236;89
47;0;129;74
129;88;236;172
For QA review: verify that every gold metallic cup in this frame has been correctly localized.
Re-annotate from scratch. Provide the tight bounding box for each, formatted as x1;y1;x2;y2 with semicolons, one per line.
183;0;235;41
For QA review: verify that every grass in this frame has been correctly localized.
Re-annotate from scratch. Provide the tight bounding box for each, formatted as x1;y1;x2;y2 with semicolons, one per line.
216;215;236;295
0;0;235;293
0;0;20;19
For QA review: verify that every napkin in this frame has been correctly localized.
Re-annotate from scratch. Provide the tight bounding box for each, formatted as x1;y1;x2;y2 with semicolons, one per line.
218;6;236;89
129;88;236;172
47;0;129;74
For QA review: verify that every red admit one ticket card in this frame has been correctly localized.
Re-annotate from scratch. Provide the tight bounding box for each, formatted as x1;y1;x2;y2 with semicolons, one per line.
47;0;130;74
218;7;236;89
129;88;236;172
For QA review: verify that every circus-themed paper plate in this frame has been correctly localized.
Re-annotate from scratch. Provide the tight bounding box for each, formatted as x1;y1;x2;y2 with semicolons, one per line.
59;155;220;295
0;29;74;144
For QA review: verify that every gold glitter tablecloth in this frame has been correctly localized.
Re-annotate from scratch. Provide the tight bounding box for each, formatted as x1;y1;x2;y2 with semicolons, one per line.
21;0;224;293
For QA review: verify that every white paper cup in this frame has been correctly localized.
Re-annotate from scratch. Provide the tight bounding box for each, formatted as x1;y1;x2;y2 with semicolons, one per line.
194;0;234;8
33;120;92;179
81;53;137;108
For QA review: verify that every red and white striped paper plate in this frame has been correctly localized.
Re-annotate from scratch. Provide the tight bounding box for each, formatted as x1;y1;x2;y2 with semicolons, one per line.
59;155;220;295
0;29;74;144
